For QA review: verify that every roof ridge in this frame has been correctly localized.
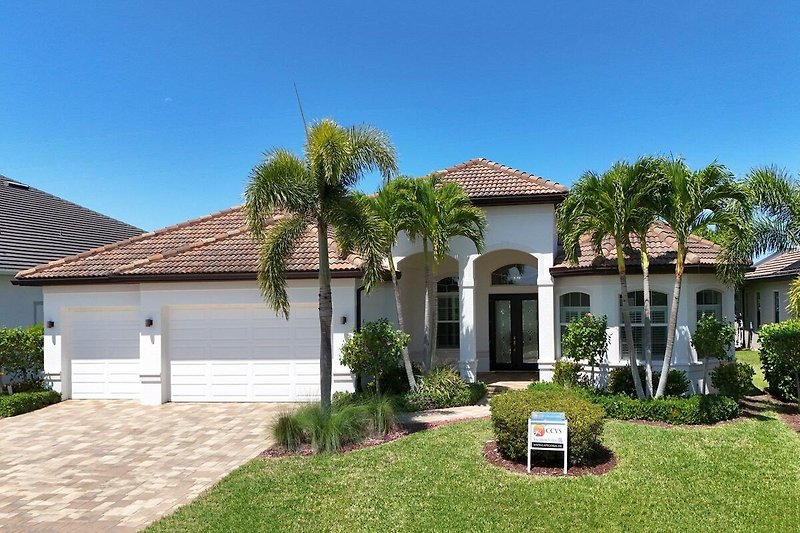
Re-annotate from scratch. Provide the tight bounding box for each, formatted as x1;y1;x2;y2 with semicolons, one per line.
16;205;244;278
437;157;568;193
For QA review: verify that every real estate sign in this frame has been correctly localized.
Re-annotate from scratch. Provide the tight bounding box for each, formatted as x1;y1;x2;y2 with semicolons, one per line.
527;411;568;474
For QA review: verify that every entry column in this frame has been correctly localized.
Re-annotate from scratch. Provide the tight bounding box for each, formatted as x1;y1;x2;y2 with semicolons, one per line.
536;253;557;382
458;254;478;382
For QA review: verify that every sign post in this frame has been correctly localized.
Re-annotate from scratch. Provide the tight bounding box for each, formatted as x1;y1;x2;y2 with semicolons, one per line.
527;411;568;475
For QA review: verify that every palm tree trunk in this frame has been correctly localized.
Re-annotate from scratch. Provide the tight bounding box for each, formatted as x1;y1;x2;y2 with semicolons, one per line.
422;238;435;370
655;251;684;398
389;254;417;391
317;220;333;412
641;241;654;398
618;248;646;400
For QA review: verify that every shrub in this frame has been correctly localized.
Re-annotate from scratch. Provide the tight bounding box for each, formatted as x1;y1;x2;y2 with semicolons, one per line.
608;365;689;397
758;321;800;405
273;410;306;451
0;325;44;385
361;395;398;435
340;319;409;395
711;361;755;401
402;366;487;411
561;313;609;380
591;393;740;424
692;314;735;393
0;389;60;418
552;360;587;388
370;361;423;395
490;388;604;465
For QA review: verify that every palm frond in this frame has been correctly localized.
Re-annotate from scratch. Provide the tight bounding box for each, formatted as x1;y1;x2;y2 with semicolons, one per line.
330;193;388;293
257;215;310;318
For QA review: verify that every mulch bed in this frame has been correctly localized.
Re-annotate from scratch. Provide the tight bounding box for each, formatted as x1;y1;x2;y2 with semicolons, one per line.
260;416;490;458
742;394;800;434
483;439;617;477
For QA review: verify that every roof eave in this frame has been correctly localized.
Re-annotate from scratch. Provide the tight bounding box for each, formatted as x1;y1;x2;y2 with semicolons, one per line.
471;192;568;207
550;263;722;278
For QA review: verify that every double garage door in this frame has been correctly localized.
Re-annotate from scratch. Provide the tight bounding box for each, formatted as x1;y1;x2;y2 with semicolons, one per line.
65;305;321;402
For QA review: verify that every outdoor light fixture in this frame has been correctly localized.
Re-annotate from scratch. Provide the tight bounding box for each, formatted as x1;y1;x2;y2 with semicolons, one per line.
145;318;154;328
340;316;347;325
46;321;54;329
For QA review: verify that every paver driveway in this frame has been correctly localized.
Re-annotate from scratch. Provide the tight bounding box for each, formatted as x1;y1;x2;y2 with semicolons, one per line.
0;400;285;532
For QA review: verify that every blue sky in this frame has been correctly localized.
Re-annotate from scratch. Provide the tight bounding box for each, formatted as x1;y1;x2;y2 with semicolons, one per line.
2;1;799;231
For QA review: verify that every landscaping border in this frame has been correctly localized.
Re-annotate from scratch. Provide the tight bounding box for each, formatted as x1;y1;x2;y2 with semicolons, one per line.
483;439;617;477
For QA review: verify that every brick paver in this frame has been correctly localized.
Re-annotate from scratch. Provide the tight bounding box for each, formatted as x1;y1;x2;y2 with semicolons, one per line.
0;400;285;532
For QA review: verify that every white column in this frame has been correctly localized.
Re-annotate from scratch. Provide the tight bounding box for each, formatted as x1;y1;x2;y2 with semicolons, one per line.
459;254;478;382
536;254;557;382
42;301;66;398
139;292;166;405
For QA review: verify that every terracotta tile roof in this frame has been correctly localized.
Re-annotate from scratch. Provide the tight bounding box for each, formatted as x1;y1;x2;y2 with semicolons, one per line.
436;158;567;201
551;222;723;275
14;206;363;283
0;175;142;271
746;249;800;280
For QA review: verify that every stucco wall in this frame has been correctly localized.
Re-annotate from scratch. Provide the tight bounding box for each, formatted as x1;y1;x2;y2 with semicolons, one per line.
0;273;43;327
741;279;791;350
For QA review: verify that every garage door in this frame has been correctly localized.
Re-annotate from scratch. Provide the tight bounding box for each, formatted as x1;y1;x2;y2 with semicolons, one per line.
167;305;320;402
67;308;140;400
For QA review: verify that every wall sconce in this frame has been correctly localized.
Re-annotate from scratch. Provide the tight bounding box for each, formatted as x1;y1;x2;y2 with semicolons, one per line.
144;318;154;328
340;316;347;325
46;321;55;329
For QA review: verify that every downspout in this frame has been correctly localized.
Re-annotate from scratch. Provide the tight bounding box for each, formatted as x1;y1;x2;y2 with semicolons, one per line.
356;285;365;332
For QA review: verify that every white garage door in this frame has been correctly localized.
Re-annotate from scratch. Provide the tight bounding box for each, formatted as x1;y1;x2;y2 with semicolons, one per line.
67;308;140;400
167;305;320;402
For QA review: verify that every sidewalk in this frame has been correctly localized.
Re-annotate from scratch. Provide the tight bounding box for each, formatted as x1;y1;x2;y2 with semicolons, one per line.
397;403;490;425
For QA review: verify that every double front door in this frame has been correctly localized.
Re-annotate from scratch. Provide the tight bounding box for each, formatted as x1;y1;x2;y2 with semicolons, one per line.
489;294;539;370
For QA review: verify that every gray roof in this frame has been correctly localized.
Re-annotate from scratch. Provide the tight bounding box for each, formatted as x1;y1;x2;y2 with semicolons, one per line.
0;175;143;272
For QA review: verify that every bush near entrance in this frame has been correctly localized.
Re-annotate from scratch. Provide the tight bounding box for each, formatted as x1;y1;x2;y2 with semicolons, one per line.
608;365;689;397
490;388;604;465
591;393;740;424
402;366;487;411
758;321;800;406
340;319;409;395
711;361;755;401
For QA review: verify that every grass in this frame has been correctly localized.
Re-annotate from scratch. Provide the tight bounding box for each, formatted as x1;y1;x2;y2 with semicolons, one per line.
147;410;800;532
737;349;767;392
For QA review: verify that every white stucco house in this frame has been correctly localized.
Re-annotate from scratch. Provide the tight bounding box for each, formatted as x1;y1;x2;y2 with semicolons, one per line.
14;158;733;404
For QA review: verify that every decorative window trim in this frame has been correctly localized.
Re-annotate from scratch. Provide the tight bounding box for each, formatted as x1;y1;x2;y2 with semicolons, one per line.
619;291;668;361
696;289;723;322
491;264;536;286
436;277;460;349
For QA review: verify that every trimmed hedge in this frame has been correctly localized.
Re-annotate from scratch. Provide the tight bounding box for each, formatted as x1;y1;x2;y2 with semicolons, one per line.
591;393;740;425
758;321;800;402
608;365;690;397
490;388;604;465
0;390;60;418
402;367;487;411
711;361;755;400
0;325;44;384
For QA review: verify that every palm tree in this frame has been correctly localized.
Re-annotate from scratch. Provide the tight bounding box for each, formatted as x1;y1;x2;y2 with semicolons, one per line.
404;176;486;369
244;119;397;411
654;157;749;398
353;177;418;391
558;161;663;400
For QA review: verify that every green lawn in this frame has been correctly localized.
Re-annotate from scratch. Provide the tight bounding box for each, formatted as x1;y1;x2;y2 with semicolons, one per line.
147;409;800;532
737;349;767;391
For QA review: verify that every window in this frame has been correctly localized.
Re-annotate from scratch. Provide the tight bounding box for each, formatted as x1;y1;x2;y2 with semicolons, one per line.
696;290;722;321
436;277;459;349
620;291;668;361
774;291;780;323
491;264;536;285
559;292;591;351
33;301;44;325
756;292;762;328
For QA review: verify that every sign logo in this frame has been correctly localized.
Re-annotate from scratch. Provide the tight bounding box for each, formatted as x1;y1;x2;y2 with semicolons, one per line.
533;425;545;437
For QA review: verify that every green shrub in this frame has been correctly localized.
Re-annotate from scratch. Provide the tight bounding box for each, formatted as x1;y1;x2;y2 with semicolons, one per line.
758;321;800;404
591;393;740;424
0;325;44;384
369;361;423;395
552;360;585;388
561;313;609;379
489;388;604;465
272;411;306;451
361;395;398;435
340;319;410;395
711;361;755;400
0;389;60;418
402;366;486;411
608;365;689;397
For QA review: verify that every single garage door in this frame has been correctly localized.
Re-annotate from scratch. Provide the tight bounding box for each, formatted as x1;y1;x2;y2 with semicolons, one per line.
66;308;140;400
167;305;320;402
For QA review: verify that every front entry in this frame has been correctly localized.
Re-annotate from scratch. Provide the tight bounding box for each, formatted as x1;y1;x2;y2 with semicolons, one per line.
489;294;539;370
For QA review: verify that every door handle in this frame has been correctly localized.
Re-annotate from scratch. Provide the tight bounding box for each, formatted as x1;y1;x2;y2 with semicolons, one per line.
512;335;517;350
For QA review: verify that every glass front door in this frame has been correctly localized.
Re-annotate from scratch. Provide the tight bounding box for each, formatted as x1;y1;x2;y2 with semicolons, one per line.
489;294;539;370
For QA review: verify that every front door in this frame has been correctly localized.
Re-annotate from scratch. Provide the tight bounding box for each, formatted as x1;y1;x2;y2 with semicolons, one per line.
489;294;539;370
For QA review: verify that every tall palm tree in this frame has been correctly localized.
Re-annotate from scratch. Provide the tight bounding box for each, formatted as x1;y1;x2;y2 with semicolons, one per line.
558;161;663;400
654;157;749;398
352;177;418;391
244;119;397;411
404;176;486;369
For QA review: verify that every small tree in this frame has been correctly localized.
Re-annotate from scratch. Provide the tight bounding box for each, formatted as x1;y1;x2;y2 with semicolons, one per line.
691;314;735;394
340;319;410;395
759;321;800;409
560;313;609;384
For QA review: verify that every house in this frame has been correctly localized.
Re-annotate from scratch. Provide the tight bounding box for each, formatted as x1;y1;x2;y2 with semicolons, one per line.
739;248;799;349
0;175;142;328
13;158;733;404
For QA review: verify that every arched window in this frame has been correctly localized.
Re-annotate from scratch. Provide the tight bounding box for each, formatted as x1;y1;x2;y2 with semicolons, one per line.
559;292;591;351
696;290;723;322
491;264;536;285
436;277;459;349
620;291;668;360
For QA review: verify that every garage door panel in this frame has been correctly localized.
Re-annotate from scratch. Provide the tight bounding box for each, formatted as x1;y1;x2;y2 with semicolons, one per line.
168;305;322;402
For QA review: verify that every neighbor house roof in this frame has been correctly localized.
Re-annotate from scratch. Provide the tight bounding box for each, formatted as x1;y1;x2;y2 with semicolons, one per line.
0;175;143;272
551;222;723;276
14;206;364;285
745;249;800;281
436;158;568;204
